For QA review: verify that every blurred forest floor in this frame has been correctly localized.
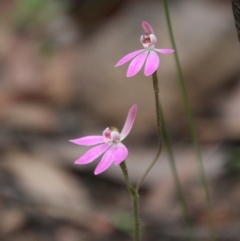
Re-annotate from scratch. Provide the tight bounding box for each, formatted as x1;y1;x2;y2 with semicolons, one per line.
0;0;240;241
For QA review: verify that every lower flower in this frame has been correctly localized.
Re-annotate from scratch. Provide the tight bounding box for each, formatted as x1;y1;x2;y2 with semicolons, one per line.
69;104;137;175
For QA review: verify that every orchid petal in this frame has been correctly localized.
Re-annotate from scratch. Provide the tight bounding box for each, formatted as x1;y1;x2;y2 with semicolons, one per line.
142;21;154;34
144;50;160;76
155;49;175;54
113;143;128;165
69;136;103;146
120;104;137;140
94;147;115;175
115;49;145;67
127;51;148;77
74;144;109;164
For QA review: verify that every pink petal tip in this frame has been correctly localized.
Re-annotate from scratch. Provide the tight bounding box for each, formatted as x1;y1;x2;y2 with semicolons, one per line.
120;104;137;140
155;49;175;54
142;21;154;34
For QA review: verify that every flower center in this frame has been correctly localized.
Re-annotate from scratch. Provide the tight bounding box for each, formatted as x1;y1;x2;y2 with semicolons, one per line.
103;127;120;144
140;33;157;48
142;36;151;44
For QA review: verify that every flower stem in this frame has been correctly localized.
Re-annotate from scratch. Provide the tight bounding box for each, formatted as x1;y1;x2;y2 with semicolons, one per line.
136;72;163;191
120;161;141;241
151;71;195;241
163;1;215;240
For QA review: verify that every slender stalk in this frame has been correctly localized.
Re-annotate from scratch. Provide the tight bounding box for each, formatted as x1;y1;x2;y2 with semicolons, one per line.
152;72;163;139
151;71;195;241
120;161;141;241
136;144;162;191
136;72;163;191
163;1;215;240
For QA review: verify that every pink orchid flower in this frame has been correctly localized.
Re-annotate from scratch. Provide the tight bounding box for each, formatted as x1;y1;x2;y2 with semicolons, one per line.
69;104;137;175
115;21;174;77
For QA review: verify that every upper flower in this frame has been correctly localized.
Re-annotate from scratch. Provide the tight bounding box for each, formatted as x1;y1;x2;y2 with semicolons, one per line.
69;104;137;175
115;21;174;77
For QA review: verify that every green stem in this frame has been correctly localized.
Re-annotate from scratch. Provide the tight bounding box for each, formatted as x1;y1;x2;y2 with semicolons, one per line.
136;72;163;191
152;72;163;139
151;71;195;241
163;1;215;240
120;161;141;241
